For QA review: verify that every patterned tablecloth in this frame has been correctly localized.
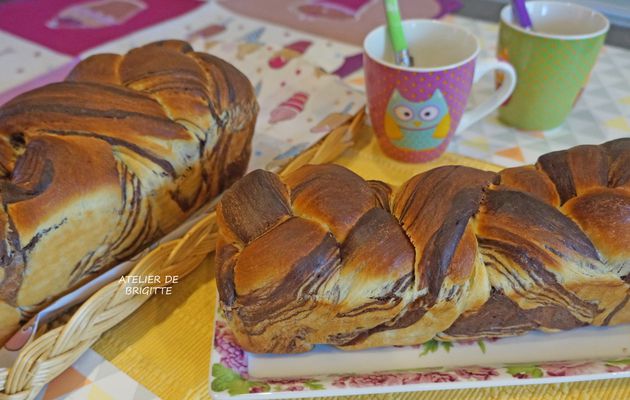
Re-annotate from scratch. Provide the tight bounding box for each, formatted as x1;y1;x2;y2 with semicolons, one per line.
1;0;630;399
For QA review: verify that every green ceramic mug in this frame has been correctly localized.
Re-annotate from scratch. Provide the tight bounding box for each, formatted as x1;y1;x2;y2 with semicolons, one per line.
497;1;609;130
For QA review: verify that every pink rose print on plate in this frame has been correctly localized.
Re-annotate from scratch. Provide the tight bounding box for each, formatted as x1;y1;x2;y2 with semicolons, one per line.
332;373;402;388
332;371;457;388
454;367;500;381
265;378;317;392
416;372;458;383
211;314;630;396
540;361;597;377
46;0;147;29
214;321;247;376
605;361;630;373
269;92;309;124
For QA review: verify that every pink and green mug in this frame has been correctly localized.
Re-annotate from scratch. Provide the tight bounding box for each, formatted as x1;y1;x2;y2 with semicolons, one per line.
364;20;516;163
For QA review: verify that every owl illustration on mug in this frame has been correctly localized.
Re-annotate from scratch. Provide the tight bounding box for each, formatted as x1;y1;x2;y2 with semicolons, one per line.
384;89;451;151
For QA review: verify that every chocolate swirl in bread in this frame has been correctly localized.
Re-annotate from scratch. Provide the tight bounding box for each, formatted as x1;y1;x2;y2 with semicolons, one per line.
216;139;630;353
0;40;258;343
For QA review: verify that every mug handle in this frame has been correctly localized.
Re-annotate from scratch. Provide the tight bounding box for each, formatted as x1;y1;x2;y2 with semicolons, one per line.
456;60;516;133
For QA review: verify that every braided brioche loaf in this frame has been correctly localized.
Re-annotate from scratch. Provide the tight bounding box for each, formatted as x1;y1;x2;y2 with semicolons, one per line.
0;40;258;344
216;139;630;353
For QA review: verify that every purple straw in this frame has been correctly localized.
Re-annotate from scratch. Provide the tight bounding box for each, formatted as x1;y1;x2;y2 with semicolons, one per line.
511;0;533;30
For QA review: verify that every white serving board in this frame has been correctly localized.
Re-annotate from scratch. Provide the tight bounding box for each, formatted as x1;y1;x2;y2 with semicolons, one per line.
248;325;630;378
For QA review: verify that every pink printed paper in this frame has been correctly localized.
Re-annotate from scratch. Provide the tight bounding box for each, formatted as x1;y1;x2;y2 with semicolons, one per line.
0;0;203;55
217;0;461;46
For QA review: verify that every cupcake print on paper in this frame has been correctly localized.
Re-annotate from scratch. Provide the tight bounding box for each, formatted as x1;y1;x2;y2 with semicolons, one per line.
46;0;147;29
269;92;309;124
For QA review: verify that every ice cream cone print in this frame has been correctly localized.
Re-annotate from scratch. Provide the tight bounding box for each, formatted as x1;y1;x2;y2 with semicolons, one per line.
269;92;309;124
236;27;265;59
237;42;263;59
310;102;354;133
46;0;147;29
240;27;265;43
269;40;312;69
314;67;328;78
202;41;220;51
333;53;363;78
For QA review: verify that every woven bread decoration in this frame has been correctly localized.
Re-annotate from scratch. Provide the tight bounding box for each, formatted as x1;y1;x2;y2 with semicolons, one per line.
0;40;258;344
216;139;630;353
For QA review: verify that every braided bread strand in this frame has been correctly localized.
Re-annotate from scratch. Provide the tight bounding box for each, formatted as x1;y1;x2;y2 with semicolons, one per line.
216;139;630;353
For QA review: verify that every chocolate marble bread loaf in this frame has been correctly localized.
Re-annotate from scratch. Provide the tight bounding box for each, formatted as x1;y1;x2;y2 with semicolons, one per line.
216;139;630;353
0;40;258;344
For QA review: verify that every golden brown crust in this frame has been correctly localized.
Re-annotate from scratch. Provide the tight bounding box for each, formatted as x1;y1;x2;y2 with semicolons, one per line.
563;187;630;268
284;164;377;242
0;40;258;342
234;217;331;296
333;208;414;330
392;166;496;296
217;138;630;353
217;169;291;246
604;139;630;189
498;165;560;206
566;145;609;195
66;54;123;85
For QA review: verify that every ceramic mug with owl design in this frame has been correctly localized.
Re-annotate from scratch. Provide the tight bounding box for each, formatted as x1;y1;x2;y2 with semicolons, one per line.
364;20;516;163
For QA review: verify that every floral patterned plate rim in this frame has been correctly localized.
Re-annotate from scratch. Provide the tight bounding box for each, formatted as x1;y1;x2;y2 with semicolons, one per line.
209;307;630;399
